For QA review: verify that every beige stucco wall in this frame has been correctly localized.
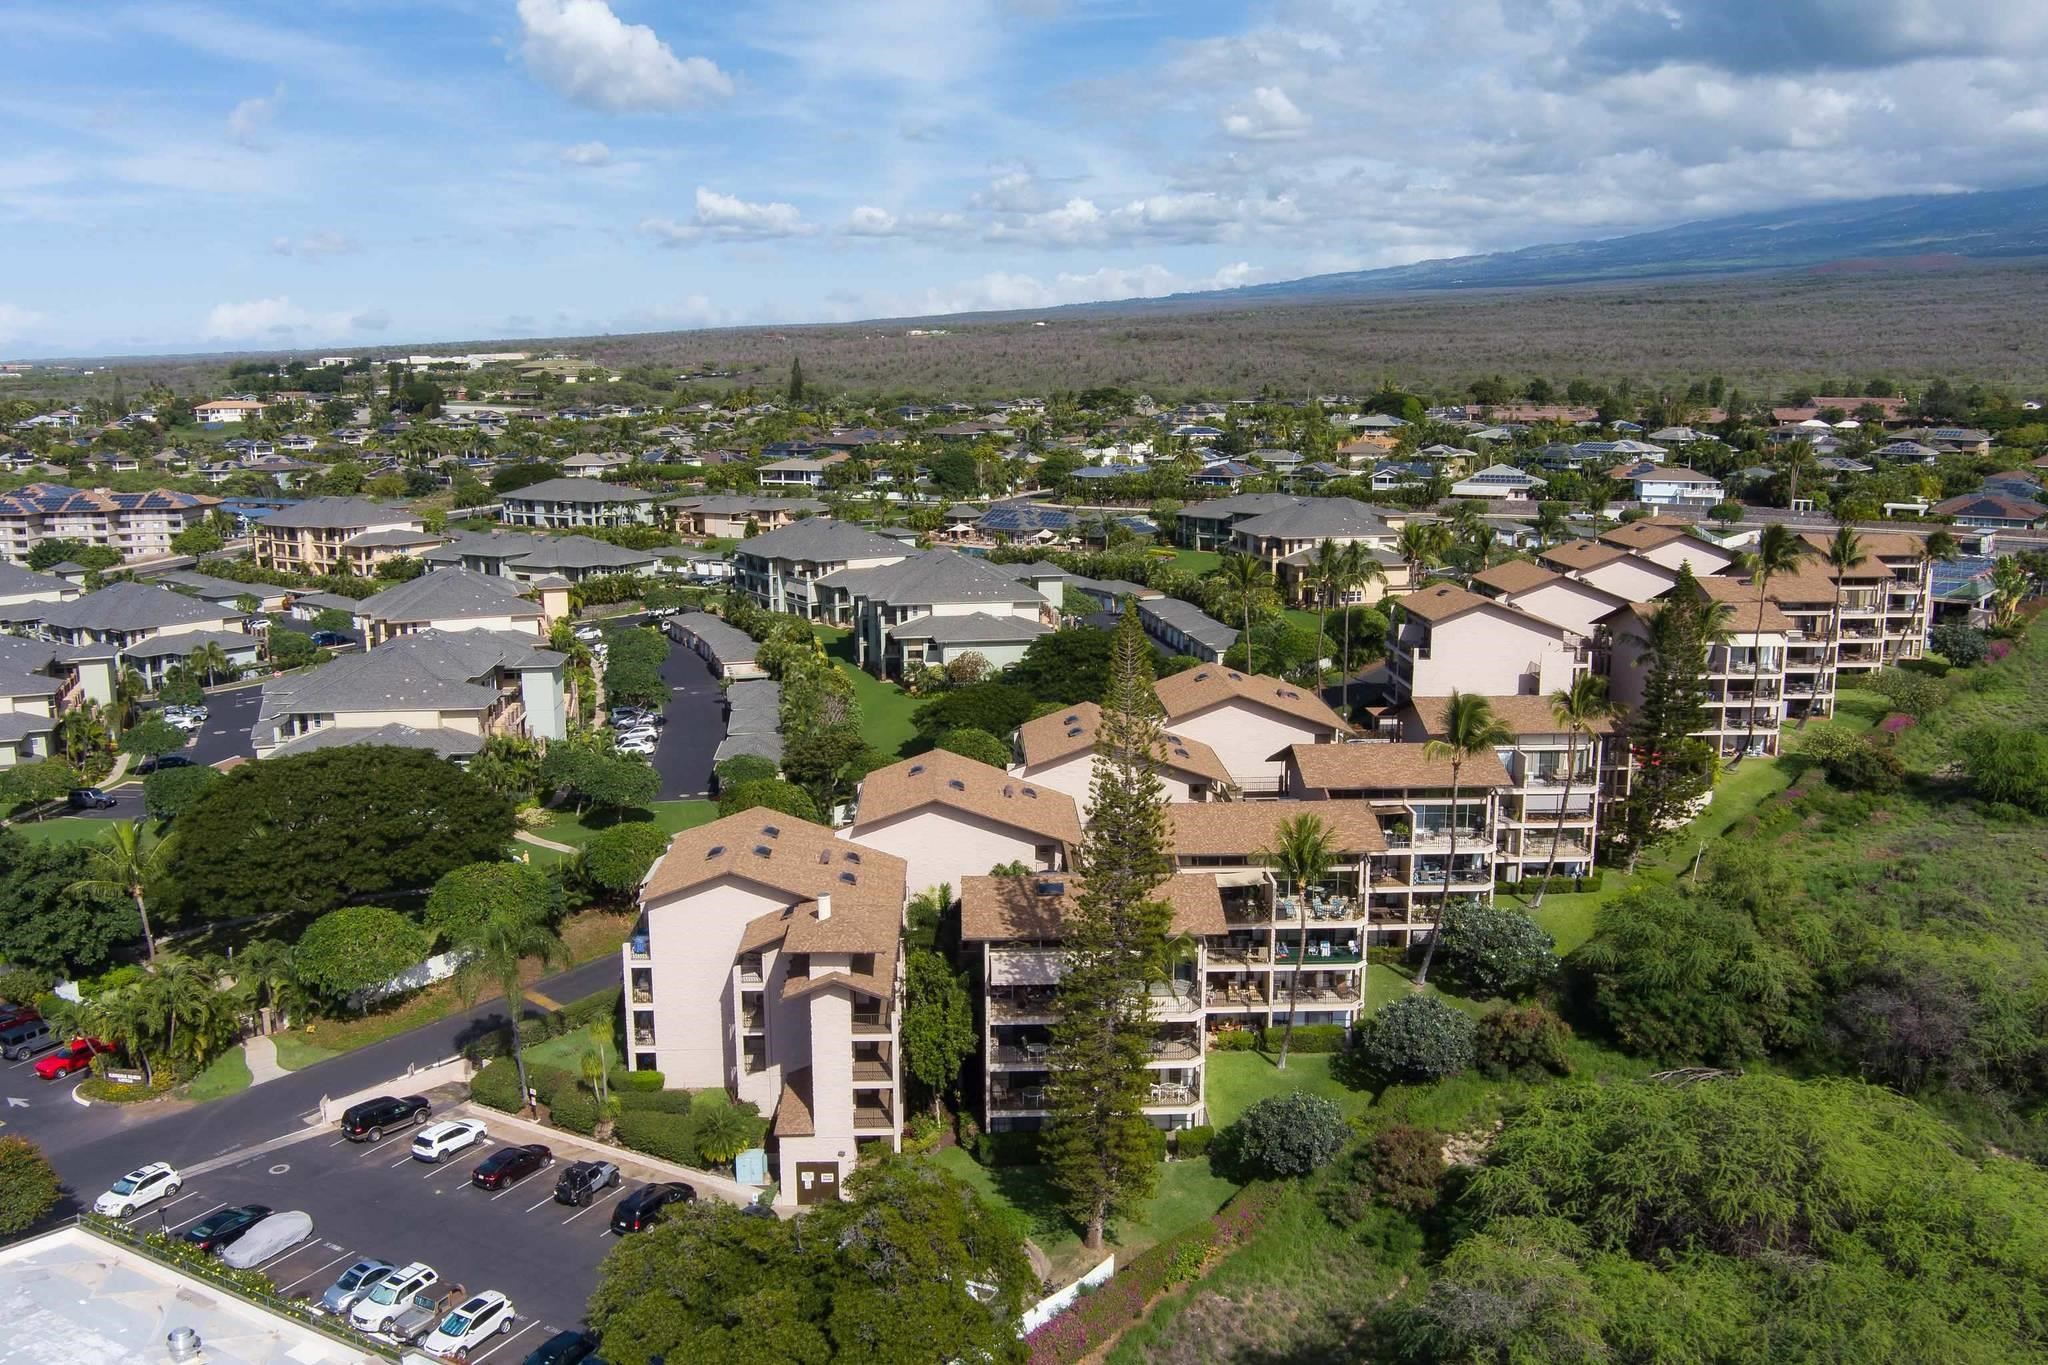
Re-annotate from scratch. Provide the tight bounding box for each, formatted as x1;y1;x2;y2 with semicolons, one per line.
1017;750;1203;811
639;876;790;1089
1169;701;1331;791
1575;557;1677;601
844;808;1055;904
1410;613;1574;698
1509;580;1621;637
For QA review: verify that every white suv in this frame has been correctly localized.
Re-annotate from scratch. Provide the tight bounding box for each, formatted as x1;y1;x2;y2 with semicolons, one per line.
422;1290;516;1356
410;1119;487;1163
93;1162;181;1217
350;1261;438;1333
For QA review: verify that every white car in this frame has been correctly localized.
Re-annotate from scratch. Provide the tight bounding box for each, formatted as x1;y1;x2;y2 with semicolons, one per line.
411;1118;487;1163
350;1261;438;1333
421;1290;516;1357
616;736;657;756
93;1162;181;1217
572;626;603;642
220;1210;313;1270
615;726;660;745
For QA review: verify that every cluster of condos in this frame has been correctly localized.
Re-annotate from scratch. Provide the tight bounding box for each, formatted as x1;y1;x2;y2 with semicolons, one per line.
627;507;1942;1200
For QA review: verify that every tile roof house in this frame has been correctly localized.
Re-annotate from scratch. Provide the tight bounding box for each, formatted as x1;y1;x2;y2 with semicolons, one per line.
1010;700;1233;807
1153;665;1350;793
842;749;1083;901
628;809;909;1206
1931;493;2048;529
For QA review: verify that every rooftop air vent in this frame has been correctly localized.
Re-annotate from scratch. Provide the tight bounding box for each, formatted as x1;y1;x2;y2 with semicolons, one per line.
1192;671;1210;680
1066;727;1083;737
167;1329;202;1362
1062;712;1078;723
1003;785;1014;797
948;778;966;791
1227;670;1244;680
844;850;861;864
753;844;772;858
817;849;832;865
762;824;781;838
839;871;858;884
908;763;925;776
705;845;725;859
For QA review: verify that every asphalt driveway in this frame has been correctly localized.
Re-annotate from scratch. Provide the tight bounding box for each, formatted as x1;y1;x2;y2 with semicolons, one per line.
649;639;723;801
188;682;263;765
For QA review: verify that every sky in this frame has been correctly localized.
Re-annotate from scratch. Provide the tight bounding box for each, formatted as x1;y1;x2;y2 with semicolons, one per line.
6;0;2048;358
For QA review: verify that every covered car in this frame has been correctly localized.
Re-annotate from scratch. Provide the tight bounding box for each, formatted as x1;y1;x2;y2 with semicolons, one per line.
219;1210;313;1269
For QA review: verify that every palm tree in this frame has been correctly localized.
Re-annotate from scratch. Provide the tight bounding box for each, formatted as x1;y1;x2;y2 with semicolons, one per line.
58;702;109;765
1215;553;1278;673
1582;478;1615;524
1463;522;1497;571
579;1036;612;1115
1261;813;1337;1068
111;667;147;734
1821;526;1867;691
153;954;236;1069
68;819;174;963
1991;556;2030;627
693;1102;758;1171
1413;691;1512;987
187;640;232;687
1923;529;1960;566
1335;542;1386;713
1530;675;1615;908
228;939;302;1035
97;987;160;1086
1778;439;1819;508
1734;523;1801;763
453;910;570;1116
1397;521;1452;583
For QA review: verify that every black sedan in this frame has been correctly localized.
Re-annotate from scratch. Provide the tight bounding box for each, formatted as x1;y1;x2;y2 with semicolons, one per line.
339;1094;431;1141
610;1181;694;1234
471;1143;553;1190
521;1330;598;1365
183;1204;272;1253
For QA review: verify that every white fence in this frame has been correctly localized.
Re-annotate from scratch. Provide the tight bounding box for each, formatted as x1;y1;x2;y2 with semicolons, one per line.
347;949;468;1011
1020;1255;1116;1335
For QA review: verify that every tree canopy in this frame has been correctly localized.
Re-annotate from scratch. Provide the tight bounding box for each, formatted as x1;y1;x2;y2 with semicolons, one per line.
163;747;514;921
424;861;557;947
293;905;431;1010
0;832;135;978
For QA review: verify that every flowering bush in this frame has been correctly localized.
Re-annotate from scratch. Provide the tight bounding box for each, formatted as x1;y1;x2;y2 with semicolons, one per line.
1880;713;1918;735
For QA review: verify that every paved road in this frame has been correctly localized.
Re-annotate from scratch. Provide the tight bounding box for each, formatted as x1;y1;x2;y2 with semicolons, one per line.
188;682;263;765
650;641;722;800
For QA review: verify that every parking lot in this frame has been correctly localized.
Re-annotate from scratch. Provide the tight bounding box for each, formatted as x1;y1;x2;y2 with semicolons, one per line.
103;1102;716;1356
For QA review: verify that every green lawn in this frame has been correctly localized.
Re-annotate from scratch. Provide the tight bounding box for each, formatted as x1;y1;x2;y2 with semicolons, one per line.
6;817;119;846
525;1021;617;1074
812;625;923;758
928;1147;1237;1285
529;799;720;848
270;1035;338;1072
1161;548;1222;577
183;1047;252;1102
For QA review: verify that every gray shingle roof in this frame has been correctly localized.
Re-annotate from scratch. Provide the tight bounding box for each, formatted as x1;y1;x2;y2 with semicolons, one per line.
0;561;77;601
889;612;1051;644
819;549;1041;607
271;722;486;759
39;581;232;633
1178;492;1305;522
117;628;263;660
1229;497;1392;540
736;518;913;563
256;496;418;529
499;536;654;573
501;477;657;505
355;567;542;624
257;628;560;740
1139;596;1238;651
670;612;757;664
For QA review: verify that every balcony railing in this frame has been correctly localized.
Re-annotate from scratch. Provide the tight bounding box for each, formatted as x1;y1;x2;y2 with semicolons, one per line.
851;1059;892;1082
1144;1082;1198;1108
992;1042;1053;1066
853;1102;896;1130
989;1085;1048;1112
1272;945;1363;966
989;991;1058;1021
1146;1038;1202;1063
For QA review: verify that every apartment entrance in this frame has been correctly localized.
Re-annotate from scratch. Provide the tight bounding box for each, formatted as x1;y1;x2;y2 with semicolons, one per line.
794;1161;840;1205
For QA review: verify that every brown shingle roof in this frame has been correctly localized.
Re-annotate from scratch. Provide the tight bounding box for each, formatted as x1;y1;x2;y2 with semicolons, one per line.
1406;694;1618;737
1693;577;1797;633
774;1068;815;1137
1285;742;1512;792
1793;531;1922;570
642;807;907;915
1153;666;1351;733
1598;520;1695;551
850;750;1083;847
1540;539;1631;572
1471;560;1559;594
1393;582;1494;623
1166;799;1387;858
1013;701;1234;785
959;871;1227;942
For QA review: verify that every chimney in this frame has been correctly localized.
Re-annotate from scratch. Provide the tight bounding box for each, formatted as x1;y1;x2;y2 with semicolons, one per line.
815;894;832;921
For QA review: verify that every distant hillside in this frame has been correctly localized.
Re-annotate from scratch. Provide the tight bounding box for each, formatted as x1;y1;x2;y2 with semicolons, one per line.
1168;183;2048;304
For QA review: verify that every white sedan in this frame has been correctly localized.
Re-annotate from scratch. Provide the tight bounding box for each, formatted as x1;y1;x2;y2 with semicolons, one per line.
422;1290;516;1357
616;735;657;756
93;1162;181;1217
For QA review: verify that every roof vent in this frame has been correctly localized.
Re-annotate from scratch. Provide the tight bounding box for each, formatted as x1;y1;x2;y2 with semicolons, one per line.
1279;688;1299;699
1173;746;1190;758
817;849;832;865
839;871;857;885
1227;670;1244;680
948;778;966;791
844;850;861;864
815;893;832;920
908;763;925;776
705;844;725;859
762;824;781;838
1192;670;1210;680
1066;726;1083;737
753;844;772;858
1003;784;1014;797
167;1329;202;1362
1062;712;1078;723
1035;880;1065;896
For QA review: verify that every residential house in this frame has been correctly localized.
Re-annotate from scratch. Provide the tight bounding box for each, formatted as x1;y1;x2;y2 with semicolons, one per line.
193;398;267;425
814;550;1059;679
0;560;80;614
1449;463;1547;501
964;871;1223;1132
841;750;1083;902
734;519;912;620
664;495;826;538
1224;498;1407;605
1175;493;1308;550
253;497;425;577
1154;664;1351;793
626;812;908;1205
1387;584;1588;702
0;635;65;768
757;455;847;489
28;581;260;695
0;484;218;565
500;478;659;530
352;567;548;646
1930;493;2048;530
423;530;654;585
1611;462;1725;507
252;628;566;757
1010;701;1232;807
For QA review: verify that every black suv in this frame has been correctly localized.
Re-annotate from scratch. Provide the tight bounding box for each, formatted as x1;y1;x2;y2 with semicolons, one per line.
339;1094;431;1141
611;1181;694;1234
184;1204;272;1253
554;1160;622;1206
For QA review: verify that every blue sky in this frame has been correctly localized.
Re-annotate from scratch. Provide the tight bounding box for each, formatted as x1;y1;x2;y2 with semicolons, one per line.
6;0;2048;357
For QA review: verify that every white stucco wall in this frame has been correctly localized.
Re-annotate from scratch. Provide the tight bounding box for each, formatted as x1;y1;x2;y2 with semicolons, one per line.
844;808;1055;904
1411;614;1572;698
639;876;791;1089
1576;557;1677;601
1167;701;1325;791
1017;751;1203;811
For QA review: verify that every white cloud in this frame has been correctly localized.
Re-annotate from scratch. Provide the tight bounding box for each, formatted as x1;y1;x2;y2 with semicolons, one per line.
0;303;45;343
640;187;812;243
270;231;356;257
516;0;733;113
844;205;900;236
984;190;1302;246
559;140;613;167
201;296;371;340
1221;86;1311;140
840;204;971;238
226;84;284;147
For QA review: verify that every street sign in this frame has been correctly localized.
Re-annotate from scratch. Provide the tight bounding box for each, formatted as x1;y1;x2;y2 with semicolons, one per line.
104;1070;145;1086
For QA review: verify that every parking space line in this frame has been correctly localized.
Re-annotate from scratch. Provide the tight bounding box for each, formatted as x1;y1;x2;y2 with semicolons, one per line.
390;1152;418;1168
488;1180;529;1201
278;1250;353;1294
166;1203;228;1233
562;1187;623;1225
151;1192;207;1216
256;1239;318;1272
523;1193;556;1213
471;1320;540;1363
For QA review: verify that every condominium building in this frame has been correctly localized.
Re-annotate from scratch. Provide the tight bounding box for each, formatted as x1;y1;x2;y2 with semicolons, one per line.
26;581;261;693
0;635;65;768
1387;584;1589;701
1010;700;1232;807
663;495;827;539
351;568;548;646
626;812;908;1205
732;519;911;620
1154;664;1352;793
815;549;1060;679
499;478;659;530
0;484;218;565
1221;497;1409;605
1281;743;1509;943
1606;588;1789;759
841;750;1082;903
252;497;426;576
1798;530;1932;671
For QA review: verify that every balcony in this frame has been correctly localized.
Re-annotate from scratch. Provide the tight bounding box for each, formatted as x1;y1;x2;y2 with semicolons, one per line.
1144;1081;1198;1109
992;1041;1053;1067
1272;942;1363;967
1274;893;1362;923
1145;1037;1202;1063
740;1006;764;1032
989;1083;1049;1112
851;1058;892;1083
1386;827;1492;852
988;989;1058;1021
1206;981;1271;1009
633;1027;657;1047
627;935;651;961
853;1100;896;1131
851;1010;890;1036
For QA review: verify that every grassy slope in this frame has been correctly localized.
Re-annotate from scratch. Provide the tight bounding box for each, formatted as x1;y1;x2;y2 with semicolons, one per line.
183;1046;252;1102
812;624;923;758
528;799;720;848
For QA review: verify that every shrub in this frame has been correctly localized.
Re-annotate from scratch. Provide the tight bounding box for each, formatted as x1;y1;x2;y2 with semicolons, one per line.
1824;740;1906;793
716;778;821;823
526;1063;578;1107
1930;621;1989;667
1218;1092;1349;1179
616;1086;697;1113
1475;1003;1575;1080
580;823;671;896
1355;995;1476;1082
562;988;622;1030
617;1067;664;1092
612;1108;700;1164
934;727;1013;768
973;1130;1043;1167
1266;1023;1350;1053
0;968;50;1008
714;754;779;790
548;1086;601;1135
1369;1124;1448;1212
1955;725;2048;814
1175;1125;1214;1159
425;861;557;946
1866;666;1955;718
293;906;430;1010
1435;906;1558;997
470;1057;524;1112
0;1136;60;1235
1208;1028;1260;1051
902;1112;945;1155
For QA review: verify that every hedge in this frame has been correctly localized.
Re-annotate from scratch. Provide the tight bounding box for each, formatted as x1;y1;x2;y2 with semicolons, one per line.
1025;1183;1281;1363
462;987;620;1062
612;1108;700;1165
548;1086;601;1135
470;1057;525;1112
1206;1025;1349;1054
1175;1126;1214;1159
1496;870;1604;895
616;1068;665;1092
616;1087;697;1114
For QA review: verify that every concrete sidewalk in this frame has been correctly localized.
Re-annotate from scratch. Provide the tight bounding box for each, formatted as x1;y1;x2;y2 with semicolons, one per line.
242;1035;286;1085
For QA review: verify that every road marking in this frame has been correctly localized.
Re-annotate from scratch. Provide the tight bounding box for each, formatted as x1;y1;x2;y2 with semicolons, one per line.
278;1250;353;1293
167;1202;228;1233
471;1320;539;1363
257;1239;318;1272
154;1192;206;1215
524;989;560;1010
389;1152;417;1168
523;1192;555;1212
488;1180;525;1201
561;1185;623;1224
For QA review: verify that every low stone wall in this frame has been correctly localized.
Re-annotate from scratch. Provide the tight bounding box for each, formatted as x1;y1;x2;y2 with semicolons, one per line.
315;1055;475;1124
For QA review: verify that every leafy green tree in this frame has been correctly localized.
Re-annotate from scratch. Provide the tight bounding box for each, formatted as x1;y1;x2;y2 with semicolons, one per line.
714;754;780;790
1531;674;1615;907
933;726;1012;768
311;607;355;635
912;682;1038;742
294;906;431;1011
425;861;557;947
1436;905;1557;997
902;950;975;1118
1045;604;1173;1250
1414;691;1512;986
1006;626;1114;704
1475;1002;1574;1079
452;906;570;1115
119;715;188;764
265;627;317;669
1262;812;1335;1068
169;523;224;556
581;823;672;897
0;1137;60;1236
0;756;76;816
1355;994;1475;1082
67;820;174;963
142;764;221;824
164;747;514;922
1954;724;2048;814
541;739;658;814
0;832;134;977
717;778;821;823
1218;1092;1348;1178
1930;621;1988;666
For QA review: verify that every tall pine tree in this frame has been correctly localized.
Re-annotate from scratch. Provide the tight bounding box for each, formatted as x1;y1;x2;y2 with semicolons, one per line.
787;356;805;402
1616;564;1725;867
1043;603;1173;1249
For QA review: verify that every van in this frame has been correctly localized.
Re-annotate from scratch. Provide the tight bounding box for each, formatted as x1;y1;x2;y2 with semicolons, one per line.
0;1018;52;1059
